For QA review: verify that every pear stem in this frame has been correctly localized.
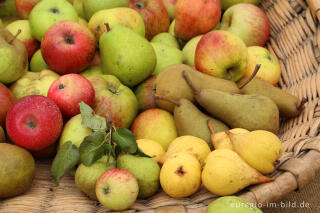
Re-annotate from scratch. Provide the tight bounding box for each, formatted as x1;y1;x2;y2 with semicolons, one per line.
207;119;215;145
182;70;200;95
238;64;261;89
297;97;307;112
154;95;180;106
9;29;21;44
104;23;111;32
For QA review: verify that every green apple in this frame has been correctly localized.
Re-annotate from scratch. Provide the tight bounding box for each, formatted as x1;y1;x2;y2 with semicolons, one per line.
83;0;129;20
80;66;103;78
195;30;248;82
30;49;49;72
87;75;138;128
182;35;202;66
221;0;260;10
131;108;177;151
75;155;116;200
151;32;179;49
99;25;156;87
10;69;59;100
29;0;79;41
151;42;183;75
0;28;28;84
96;168;139;211
168;19;175;36
88;7;145;41
73;0;85;18
59;114;106;149
0;0;18;17
134;75;157;112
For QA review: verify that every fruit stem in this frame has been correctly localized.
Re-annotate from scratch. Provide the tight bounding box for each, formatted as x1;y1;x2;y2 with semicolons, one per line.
154;95;180;106
104;23;111;32
238;64;261;89
207;119;215;144
182;70;200;95
297;97;307;112
9;29;21;44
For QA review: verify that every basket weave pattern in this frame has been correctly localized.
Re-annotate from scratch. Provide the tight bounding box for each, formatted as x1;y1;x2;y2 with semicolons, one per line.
1;0;320;212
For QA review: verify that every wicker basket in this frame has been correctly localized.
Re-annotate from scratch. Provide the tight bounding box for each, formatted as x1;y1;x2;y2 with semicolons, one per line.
2;0;320;212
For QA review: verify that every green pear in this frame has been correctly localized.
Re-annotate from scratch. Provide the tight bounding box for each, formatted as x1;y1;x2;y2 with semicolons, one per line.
206;196;262;213
117;154;160;199
151;42;183;75
83;0;129;20
73;0;85;18
99;25;156;87
30;49;49;72
75;155;116;200
0;28;28;84
80;66;103;78
182;35;202;66
0;143;35;198
151;32;180;49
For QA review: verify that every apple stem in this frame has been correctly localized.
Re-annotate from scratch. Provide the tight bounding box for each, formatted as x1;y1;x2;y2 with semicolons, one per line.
104;23;111;32
238;64;261;89
182;70;200;95
154;95;180;106
9;29;22;44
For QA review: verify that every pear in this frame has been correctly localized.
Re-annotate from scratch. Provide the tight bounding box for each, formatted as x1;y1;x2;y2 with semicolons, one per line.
227;130;283;174
206;196;262;213
137;139;165;163
75;155;116;200
117;154;160;199
154;64;241;112
0;28;27;84
159;135;211;165
202;149;273;196
238;77;305;118
183;71;279;133
99;25;156;87
151;32;180;49
156;96;229;149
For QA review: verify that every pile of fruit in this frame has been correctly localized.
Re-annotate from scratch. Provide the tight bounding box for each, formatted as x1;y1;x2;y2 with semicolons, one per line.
0;0;305;212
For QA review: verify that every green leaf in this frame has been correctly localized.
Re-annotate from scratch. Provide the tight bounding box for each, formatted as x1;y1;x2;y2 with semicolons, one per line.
51;141;79;184
79;102;106;131
112;128;137;154
137;147;153;158
79;131;107;166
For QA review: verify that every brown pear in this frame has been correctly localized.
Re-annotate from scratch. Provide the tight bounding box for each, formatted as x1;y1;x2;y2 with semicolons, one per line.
154;64;241;112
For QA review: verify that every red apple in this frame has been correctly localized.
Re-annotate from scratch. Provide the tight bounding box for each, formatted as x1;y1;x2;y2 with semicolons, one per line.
15;0;42;19
41;20;96;75
0;83;15;127
174;0;221;41
48;74;95;118
6;95;63;151
130;0;170;40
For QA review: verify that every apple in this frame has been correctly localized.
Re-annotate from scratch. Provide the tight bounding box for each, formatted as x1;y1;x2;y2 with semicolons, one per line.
174;0;221;41
220;3;270;47
15;0;41;19
78;17;88;27
95;168;139;211
161;0;176;20
6;20;40;59
59;114;105;149
134;75;157;112
29;0;79;41
0;83;15;127
30;49;49;72
89;51;101;67
41;20;96;75
130;0;170;40
6;95;63;151
168;19;175;36
195;30;248;82
81;66;103;78
31;142;57;159
182;35;202;66
10;69;59;100
87;75;138;128
88;7;145;41
82;0;129;20
242;46;281;85
151;32;179;49
48;74;95;118
1;17;20;27
131;108;177;150
221;0;261;10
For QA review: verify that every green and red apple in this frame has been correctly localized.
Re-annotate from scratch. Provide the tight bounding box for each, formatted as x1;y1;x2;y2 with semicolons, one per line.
195;30;248;82
29;0;79;41
220;3;270;47
30;49;49;72
130;0;170;40
0;83;15;127
161;0;176;20
15;0;41;18
83;0;129;20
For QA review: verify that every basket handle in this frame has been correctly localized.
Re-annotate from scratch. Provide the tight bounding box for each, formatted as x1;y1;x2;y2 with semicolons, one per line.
307;0;320;22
